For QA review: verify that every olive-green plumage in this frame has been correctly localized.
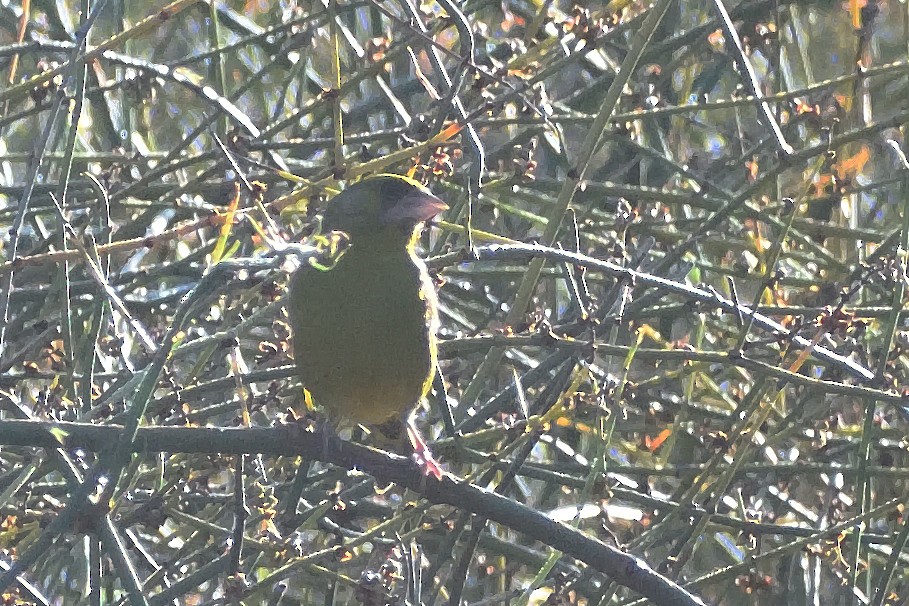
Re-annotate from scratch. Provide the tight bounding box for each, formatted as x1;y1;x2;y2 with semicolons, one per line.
288;175;447;434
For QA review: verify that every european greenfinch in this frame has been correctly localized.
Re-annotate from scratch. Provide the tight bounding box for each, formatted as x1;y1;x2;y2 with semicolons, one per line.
288;174;447;477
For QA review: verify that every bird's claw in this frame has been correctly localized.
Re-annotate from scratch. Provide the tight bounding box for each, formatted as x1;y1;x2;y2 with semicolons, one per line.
269;243;319;268
411;451;444;480
406;423;444;480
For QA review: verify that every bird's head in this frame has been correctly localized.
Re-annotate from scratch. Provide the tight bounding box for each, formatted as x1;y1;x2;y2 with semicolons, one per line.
321;175;448;243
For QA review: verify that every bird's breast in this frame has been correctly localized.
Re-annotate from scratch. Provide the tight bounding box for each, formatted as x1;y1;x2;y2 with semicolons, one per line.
289;249;437;425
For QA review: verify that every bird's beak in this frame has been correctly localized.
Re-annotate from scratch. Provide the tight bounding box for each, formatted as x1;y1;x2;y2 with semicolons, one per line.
382;192;448;225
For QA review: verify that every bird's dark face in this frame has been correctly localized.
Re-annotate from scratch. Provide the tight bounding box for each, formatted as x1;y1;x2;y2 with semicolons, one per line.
321;175;447;239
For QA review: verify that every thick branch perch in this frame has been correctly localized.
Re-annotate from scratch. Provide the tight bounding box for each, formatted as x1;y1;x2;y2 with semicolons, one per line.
0;420;705;606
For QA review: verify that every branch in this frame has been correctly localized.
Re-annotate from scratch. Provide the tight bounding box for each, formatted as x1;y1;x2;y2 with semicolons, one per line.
429;243;875;382
0;420;705;606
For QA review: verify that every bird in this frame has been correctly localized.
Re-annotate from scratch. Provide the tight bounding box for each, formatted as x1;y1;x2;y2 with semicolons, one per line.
288;174;448;477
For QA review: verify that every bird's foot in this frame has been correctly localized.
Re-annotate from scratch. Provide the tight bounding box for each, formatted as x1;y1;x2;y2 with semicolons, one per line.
411;450;444;480
406;422;444;480
268;242;319;270
320;419;342;459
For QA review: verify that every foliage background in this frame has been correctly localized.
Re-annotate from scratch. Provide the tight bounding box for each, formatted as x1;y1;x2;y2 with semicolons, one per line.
1;0;909;605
